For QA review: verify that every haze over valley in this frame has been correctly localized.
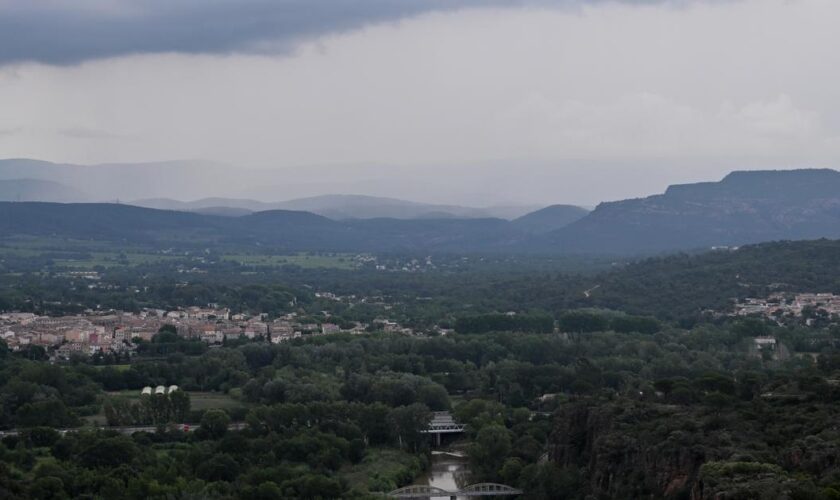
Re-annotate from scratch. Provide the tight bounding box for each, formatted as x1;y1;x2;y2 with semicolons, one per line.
3;2;840;500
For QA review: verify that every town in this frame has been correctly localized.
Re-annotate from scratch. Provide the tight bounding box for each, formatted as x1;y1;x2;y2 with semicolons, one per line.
0;304;414;359
733;292;840;324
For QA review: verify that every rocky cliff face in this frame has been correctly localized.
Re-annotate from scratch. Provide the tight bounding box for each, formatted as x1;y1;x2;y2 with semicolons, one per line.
547;169;840;254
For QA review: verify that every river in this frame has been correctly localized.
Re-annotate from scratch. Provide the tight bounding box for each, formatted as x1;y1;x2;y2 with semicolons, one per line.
419;449;471;500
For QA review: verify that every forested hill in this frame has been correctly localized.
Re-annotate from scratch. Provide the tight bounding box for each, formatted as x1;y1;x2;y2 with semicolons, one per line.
0;202;523;253
512;204;589;233
546;169;840;254
584;239;840;319
0;202;227;239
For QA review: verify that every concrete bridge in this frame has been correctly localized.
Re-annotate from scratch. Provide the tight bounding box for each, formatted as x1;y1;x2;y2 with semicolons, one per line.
387;482;523;499
421;411;465;445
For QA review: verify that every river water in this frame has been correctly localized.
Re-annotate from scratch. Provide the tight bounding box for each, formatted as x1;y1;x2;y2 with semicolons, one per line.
419;449;470;500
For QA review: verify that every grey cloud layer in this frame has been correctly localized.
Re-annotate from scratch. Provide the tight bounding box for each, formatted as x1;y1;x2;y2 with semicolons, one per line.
0;0;697;65
0;0;511;65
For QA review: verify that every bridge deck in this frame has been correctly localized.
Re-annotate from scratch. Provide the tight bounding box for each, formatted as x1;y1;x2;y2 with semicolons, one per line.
388;482;523;498
422;411;466;434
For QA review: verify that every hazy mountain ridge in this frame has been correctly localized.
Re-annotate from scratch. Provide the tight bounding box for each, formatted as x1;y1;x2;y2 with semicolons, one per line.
131;194;540;220
548;169;840;254
131;198;271;213
0;158;231;202
512;204;590;233
0;178;90;203
3;169;840;255
0;158;541;218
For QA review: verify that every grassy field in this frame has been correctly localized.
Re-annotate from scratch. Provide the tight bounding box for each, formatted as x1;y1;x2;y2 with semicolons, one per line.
0;236;361;271
105;389;242;409
0;236;185;269
93;364;132;372
222;252;360;269
50;251;182;268
1;236;131;252
85;390;246;426
188;392;246;412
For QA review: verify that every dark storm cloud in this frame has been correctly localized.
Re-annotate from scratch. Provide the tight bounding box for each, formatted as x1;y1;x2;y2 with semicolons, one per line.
0;0;502;65
0;0;703;66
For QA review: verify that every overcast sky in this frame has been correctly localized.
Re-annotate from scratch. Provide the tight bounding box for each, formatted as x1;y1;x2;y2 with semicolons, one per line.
1;0;839;206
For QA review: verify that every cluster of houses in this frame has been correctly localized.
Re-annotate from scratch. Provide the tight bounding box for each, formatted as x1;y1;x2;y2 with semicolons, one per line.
0;312;129;357
1;304;412;359
734;293;840;324
373;256;436;272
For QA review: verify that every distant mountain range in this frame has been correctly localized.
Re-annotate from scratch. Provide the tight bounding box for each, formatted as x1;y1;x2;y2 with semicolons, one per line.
0;158;542;220
1;168;839;255
0;203;524;253
131;194;543;220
